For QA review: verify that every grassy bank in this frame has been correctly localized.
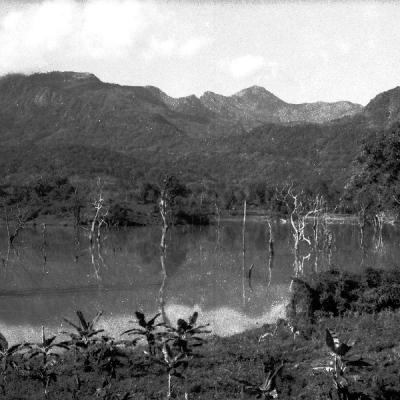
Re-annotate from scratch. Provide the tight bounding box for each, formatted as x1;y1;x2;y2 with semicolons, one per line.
2;269;400;399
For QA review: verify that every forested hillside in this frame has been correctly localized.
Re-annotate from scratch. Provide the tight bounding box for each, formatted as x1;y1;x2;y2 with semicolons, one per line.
1;71;400;222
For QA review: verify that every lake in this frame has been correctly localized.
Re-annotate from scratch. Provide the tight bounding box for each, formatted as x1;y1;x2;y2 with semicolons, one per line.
0;217;399;344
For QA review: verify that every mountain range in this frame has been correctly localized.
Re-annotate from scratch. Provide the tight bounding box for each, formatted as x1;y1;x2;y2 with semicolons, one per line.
0;71;399;194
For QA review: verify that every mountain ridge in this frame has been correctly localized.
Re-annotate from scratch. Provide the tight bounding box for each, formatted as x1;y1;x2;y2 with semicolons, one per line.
1;71;400;198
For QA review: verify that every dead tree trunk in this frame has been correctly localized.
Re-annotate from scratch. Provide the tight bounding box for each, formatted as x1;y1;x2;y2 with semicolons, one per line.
89;179;108;283
312;195;324;273
373;212;384;252
358;206;366;250
279;187;322;279
266;217;274;287
73;188;82;261
158;187;171;325
3;206;28;264
41;223;47;270
242;200;247;307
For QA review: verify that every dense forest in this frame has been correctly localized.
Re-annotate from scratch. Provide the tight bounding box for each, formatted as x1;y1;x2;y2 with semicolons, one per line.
1;123;400;226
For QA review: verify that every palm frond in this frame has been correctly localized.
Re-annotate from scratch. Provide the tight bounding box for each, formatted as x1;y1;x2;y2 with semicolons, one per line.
325;329;338;353
62;318;81;332
90;311;103;330
44;336;57;348
177;319;189;332
326;329;355;356
147;313;161;327
7;343;22;355
0;333;8;352
135;312;146;328
121;328;144;336
189;312;198;326
76;311;89;331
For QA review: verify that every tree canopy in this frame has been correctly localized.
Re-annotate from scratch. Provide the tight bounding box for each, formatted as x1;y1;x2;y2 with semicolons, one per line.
344;124;400;216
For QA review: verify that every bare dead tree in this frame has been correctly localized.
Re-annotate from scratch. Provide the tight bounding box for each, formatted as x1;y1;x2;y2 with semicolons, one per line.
2;206;11;267
158;267;171;327
214;193;221;247
323;225;334;269
1;205;30;266
7;206;28;250
284;186;313;277
277;185;324;279
242;200;247;307
357;205;367;250
266;217;274;288
311;195;325;273
158;182;171;325
89;180;108;246
72;187;83;262
373;211;385;252
159;187;168;278
88;179;108;283
96;212;108;269
40;223;47;270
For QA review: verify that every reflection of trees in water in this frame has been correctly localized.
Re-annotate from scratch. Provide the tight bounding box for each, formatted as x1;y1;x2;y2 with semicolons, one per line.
158;270;170;326
253;223;267;251
373;213;385;253
136;240;158;265
221;224;240;249
164;240;188;276
4;222;400;298
266;219;274;288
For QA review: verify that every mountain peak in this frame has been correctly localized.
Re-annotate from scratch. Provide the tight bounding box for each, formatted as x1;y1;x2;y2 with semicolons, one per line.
233;85;281;100
363;86;400;128
232;86;285;110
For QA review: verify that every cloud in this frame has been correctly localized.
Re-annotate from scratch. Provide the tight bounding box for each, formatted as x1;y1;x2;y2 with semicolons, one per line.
0;0;165;73
227;54;266;79
145;36;209;59
178;37;209;57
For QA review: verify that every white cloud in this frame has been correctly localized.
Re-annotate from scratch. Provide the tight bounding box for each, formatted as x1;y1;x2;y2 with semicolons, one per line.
178;37;209;57
0;0;210;75
145;36;209;59
227;55;266;79
146;37;176;58
0;0;164;73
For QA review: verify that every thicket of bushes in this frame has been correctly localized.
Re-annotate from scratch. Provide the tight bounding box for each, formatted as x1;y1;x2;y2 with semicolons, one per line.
290;268;400;321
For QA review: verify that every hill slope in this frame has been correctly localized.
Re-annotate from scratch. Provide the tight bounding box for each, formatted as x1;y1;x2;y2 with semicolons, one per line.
0;71;399;198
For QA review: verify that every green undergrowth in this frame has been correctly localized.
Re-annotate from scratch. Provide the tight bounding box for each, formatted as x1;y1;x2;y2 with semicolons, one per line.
2;269;400;399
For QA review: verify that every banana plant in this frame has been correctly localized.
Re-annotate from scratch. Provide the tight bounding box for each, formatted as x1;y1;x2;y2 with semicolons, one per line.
63;310;104;345
92;336;129;381
326;329;355;359
325;329;355;373
25;361;58;400
325;329;356;400
62;310;104;371
24;327;68;399
121;312;164;355
166;312;211;355
26;326;69;364
160;342;190;399
0;332;24;395
235;362;283;399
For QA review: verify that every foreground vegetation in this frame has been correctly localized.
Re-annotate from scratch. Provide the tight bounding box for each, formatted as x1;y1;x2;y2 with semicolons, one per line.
1;268;400;399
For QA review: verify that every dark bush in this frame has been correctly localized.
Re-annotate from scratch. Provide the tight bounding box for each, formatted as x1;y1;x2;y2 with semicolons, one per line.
292;268;400;320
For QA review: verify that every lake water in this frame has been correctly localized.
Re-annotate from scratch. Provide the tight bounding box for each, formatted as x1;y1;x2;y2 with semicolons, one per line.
0;217;399;344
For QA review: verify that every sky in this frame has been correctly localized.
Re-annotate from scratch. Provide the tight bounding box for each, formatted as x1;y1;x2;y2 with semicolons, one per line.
0;0;400;105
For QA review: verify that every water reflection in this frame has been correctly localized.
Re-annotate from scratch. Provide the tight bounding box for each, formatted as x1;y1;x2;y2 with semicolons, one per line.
0;219;399;343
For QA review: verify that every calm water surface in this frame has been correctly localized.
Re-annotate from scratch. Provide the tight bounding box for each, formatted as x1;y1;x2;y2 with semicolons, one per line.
0;218;399;343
